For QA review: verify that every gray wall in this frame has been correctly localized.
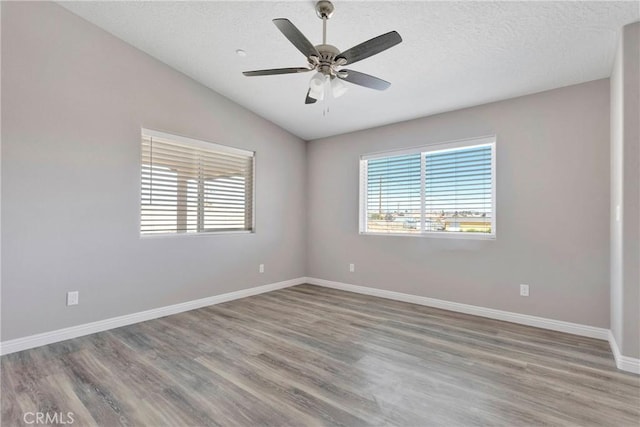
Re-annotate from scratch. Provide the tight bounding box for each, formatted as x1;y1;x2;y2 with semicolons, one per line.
610;22;640;358
307;79;610;328
1;2;307;340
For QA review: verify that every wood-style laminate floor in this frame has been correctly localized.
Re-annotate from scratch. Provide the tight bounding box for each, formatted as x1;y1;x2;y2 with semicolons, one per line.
2;284;639;426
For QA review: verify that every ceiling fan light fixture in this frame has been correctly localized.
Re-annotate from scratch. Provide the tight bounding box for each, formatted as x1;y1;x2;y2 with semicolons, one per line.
309;72;325;90
331;77;348;98
309;72;328;100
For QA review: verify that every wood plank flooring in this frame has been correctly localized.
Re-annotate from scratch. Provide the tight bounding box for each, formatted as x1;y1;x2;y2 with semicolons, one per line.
2;284;639;426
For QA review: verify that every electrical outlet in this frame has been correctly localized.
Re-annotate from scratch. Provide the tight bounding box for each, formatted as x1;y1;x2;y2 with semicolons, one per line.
349;263;355;273
259;264;264;273
520;284;529;297
67;291;79;306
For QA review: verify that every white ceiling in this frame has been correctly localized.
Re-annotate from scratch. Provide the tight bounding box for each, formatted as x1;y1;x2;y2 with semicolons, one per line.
59;1;638;141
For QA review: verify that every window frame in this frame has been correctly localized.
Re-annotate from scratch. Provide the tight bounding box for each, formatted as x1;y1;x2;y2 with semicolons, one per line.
140;128;256;238
359;135;496;240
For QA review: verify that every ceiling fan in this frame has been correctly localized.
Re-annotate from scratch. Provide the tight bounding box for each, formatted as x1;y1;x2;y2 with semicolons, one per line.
242;0;402;104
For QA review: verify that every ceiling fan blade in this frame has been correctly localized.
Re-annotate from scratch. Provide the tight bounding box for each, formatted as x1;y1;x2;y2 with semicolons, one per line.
243;67;312;76
305;89;317;104
336;31;402;65
273;18;320;59
338;69;391;90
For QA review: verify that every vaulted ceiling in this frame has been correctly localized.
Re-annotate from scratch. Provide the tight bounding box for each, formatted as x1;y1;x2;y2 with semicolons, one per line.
59;1;638;140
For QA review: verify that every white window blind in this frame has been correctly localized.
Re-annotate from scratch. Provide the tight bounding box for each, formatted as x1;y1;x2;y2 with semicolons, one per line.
360;137;495;237
141;130;254;235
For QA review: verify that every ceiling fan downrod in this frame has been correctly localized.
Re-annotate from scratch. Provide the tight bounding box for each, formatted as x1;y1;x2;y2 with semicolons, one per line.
315;0;334;45
310;1;342;78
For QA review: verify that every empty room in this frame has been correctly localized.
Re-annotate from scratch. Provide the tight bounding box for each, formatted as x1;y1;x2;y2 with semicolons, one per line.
1;0;639;425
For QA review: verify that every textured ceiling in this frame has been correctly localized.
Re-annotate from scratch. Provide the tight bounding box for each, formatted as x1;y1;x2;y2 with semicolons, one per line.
59;1;638;141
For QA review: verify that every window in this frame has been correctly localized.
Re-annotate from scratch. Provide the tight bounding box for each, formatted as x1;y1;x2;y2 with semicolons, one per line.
359;136;495;238
141;129;254;235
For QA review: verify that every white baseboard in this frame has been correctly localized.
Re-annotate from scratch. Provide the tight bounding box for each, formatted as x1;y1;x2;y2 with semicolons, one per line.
608;330;640;374
0;277;305;356
306;277;609;340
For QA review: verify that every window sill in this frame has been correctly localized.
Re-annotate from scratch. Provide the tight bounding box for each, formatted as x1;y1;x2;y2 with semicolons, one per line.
360;231;496;240
140;230;254;239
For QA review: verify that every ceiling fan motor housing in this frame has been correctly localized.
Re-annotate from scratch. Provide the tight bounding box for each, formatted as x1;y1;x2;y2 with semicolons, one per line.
312;44;342;76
